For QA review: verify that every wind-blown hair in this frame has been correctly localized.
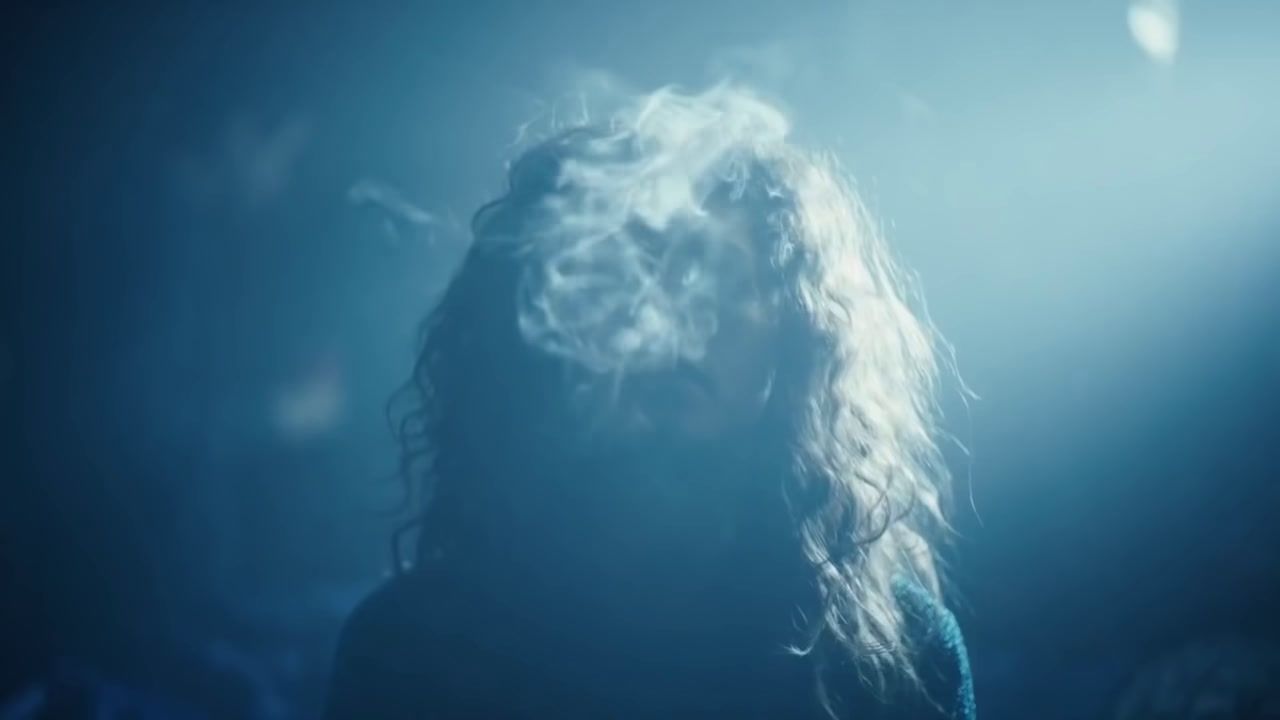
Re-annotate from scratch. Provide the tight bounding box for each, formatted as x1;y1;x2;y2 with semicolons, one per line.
393;86;954;711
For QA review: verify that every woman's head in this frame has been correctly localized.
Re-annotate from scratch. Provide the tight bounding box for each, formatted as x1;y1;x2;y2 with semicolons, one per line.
396;85;954;698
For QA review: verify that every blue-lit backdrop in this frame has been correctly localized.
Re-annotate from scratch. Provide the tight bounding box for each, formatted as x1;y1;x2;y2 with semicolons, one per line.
7;1;1279;718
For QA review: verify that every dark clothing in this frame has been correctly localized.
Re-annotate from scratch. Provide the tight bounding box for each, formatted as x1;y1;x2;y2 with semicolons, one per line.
324;563;975;719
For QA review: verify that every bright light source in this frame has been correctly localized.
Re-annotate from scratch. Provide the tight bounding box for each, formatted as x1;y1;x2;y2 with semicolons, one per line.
1128;0;1180;65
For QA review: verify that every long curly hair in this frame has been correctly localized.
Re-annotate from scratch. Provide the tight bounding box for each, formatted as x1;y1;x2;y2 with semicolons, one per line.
392;85;956;711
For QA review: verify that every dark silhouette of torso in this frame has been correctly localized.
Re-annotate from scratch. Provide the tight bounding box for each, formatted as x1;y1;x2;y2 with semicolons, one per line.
326;538;974;719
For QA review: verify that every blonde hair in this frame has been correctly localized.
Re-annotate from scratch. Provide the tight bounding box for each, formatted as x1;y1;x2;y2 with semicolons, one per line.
396;85;959;716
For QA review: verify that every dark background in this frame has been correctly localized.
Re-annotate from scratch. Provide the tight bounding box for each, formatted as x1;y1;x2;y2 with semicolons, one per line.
6;1;1280;718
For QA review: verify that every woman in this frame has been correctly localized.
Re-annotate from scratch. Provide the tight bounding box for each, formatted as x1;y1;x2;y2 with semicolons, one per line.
326;86;976;719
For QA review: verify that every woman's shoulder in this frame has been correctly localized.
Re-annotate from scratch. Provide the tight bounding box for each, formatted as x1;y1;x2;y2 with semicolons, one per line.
340;569;436;634
827;579;976;720
335;561;482;661
324;567;467;720
893;577;978;720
